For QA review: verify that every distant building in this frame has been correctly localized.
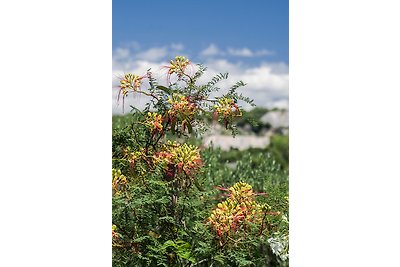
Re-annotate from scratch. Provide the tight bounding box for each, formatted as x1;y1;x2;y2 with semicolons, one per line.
260;110;289;129
202;110;289;150
203;134;271;151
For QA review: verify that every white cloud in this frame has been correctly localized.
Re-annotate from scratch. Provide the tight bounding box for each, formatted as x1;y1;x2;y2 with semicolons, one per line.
196;59;288;90
241;65;288;91
114;48;130;59
199;44;222;57
170;43;184;51
199;44;273;58
197;59;288;106
255;49;274;56
135;47;167;61
227;47;274;57
228;48;253;57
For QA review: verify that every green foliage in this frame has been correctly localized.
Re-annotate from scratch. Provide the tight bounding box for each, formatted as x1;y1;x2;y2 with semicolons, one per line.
267;135;289;170
217;134;289;171
112;57;289;266
236;108;269;134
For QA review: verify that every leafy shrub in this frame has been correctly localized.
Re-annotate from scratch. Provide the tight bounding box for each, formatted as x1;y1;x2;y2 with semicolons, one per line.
112;57;289;266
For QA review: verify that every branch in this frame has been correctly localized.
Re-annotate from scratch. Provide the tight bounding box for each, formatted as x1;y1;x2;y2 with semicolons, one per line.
136;90;160;100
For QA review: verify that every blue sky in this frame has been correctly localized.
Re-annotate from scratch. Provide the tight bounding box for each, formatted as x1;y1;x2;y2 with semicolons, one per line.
112;0;288;113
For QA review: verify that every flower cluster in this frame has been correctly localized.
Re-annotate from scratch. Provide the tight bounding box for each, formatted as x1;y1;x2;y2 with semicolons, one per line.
122;147;146;170
112;169;128;195
208;182;268;239
112;224;118;238
117;73;146;112
153;141;202;179
169;142;202;177
168;94;197;118
167;94;197;132
145;112;163;134
119;73;144;95
167;56;191;77
213;97;242;126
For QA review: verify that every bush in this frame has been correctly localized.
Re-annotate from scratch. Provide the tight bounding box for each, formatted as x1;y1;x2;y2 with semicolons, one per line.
112;57;289;266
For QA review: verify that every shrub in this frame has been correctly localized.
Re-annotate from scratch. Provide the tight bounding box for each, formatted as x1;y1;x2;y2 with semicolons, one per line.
112;57;289;266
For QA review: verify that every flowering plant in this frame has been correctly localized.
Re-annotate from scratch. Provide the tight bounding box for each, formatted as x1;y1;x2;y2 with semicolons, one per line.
208;182;280;246
112;57;288;266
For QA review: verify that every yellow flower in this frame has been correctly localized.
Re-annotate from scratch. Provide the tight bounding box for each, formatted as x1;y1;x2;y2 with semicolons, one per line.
167;56;190;76
207;182;267;238
167;94;196;118
112;224;118;238
117;73;145;111
120;73;143;92
213;97;242;120
145;112;163;133
153;141;202;179
112;169;128;194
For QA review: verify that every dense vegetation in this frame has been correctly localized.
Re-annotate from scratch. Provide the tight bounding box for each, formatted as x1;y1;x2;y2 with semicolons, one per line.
112;57;289;266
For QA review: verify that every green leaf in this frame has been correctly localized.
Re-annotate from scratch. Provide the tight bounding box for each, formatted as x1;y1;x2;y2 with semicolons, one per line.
175;241;195;263
171;119;176;134
177;251;195;263
187;122;193;134
213;254;225;264
193;179;204;191
133;235;152;243
156;85;172;94
162;240;176;249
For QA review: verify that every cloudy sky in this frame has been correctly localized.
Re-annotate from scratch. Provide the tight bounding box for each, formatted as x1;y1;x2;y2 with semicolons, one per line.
112;0;288;114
